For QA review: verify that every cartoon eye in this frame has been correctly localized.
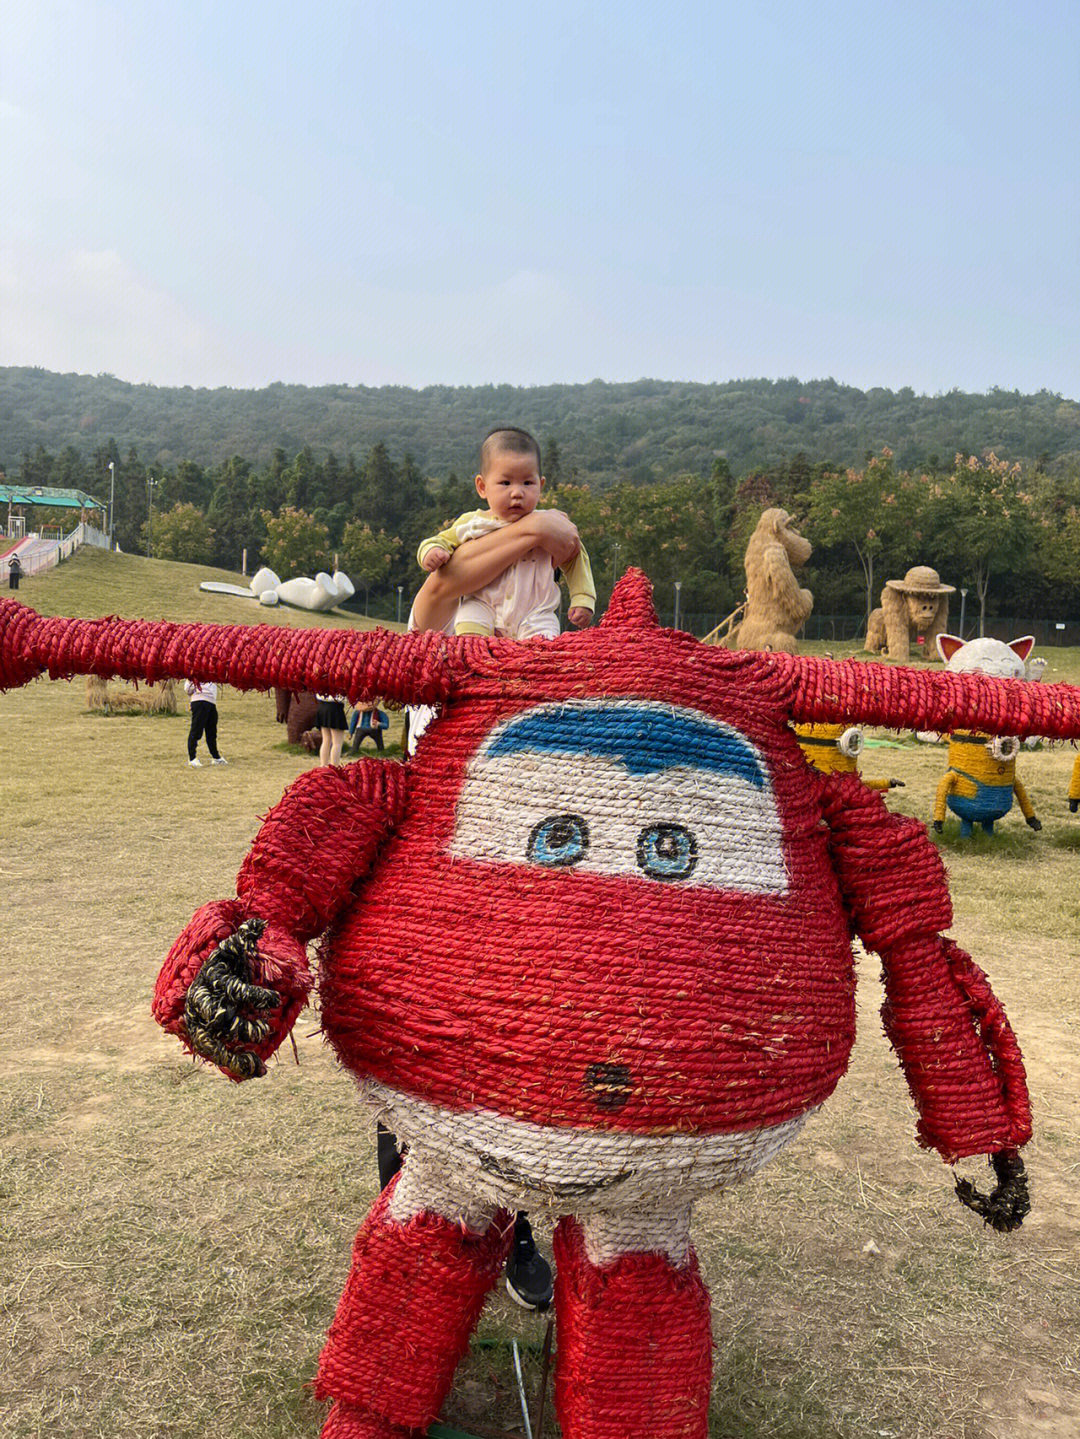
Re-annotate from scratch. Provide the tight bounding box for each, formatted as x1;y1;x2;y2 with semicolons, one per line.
527;813;590;868
636;823;697;881
988;736;1019;762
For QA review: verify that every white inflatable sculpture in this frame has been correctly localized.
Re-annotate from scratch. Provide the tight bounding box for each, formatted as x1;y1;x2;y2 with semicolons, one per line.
200;567;356;612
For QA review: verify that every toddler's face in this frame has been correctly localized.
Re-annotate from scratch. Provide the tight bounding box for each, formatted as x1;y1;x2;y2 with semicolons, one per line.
475;450;544;523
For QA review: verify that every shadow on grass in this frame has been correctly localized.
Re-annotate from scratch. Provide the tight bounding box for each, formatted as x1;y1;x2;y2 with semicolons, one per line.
930;823;1038;857
438;1327;850;1439
272;740;404;761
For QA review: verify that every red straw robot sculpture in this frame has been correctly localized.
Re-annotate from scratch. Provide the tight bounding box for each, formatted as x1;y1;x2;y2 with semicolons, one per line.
3;570;1078;1439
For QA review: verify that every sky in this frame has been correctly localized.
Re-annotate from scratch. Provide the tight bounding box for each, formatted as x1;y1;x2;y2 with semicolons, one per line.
2;1;1078;395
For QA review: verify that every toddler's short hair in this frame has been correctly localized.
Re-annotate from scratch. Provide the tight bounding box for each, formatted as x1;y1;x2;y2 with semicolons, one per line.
481;426;542;474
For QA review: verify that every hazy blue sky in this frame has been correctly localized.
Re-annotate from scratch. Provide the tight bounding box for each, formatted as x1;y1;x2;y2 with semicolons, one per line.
3;1;1078;394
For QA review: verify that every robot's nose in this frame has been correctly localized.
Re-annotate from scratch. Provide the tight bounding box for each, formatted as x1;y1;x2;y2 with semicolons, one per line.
584;1062;634;1112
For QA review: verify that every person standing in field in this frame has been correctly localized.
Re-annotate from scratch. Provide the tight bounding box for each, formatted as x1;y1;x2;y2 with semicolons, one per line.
184;679;227;767
315;692;349;766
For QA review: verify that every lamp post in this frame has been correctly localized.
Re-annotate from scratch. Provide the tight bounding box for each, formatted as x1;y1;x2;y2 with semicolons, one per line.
673;580;682;631
611;540;620;589
107;461;116;549
396;585;403;624
959;587;968;639
146;476;157;557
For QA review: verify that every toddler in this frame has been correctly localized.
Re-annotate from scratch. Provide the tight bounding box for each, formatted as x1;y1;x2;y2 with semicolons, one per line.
417;427;594;638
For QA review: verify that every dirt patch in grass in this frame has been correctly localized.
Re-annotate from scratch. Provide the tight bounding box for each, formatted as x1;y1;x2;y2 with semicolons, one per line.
3;554;1080;1437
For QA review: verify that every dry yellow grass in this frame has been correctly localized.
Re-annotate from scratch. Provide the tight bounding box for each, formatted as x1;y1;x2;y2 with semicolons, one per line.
2;550;1079;1438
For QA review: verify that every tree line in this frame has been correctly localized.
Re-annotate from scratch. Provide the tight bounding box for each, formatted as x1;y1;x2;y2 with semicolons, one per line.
4;366;1080;486
9;438;1080;630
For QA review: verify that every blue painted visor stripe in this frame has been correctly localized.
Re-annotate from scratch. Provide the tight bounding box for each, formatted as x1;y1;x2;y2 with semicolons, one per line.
486;705;766;787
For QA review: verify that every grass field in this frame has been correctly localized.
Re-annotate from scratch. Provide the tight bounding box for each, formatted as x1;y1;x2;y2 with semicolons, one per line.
3;548;1079;1439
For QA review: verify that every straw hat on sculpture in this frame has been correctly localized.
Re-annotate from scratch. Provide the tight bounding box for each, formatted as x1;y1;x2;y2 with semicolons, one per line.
4;572;1076;1439
865;565;955;660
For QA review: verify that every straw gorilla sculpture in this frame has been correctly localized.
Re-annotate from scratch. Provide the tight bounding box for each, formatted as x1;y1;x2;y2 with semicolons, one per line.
865;566;955;661
726;507;813;653
3;572;1078;1439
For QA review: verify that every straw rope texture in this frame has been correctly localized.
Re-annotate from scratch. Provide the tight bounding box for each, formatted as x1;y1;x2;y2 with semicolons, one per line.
0;571;1074;1439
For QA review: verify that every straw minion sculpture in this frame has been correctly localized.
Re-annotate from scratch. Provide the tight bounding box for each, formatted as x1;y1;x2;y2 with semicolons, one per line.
932;635;1042;837
3;572;1079;1439
794;721;904;792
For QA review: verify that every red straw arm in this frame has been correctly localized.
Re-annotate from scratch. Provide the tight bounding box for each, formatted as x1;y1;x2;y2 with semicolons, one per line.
236;757;408;941
816;772;1031;1160
0;599;457;705
780;651;1080;740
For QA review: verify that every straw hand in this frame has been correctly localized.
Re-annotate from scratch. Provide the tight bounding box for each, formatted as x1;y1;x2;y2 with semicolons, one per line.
183;918;281;1080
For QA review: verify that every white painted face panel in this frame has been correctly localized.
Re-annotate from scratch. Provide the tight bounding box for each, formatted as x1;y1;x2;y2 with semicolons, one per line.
450;700;788;895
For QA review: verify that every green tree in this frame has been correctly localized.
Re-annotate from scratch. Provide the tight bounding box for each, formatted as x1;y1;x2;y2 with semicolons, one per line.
543;437;563;484
432;470;476;525
929;453;1036;635
550;475;722;621
207;456;255;569
807;449;916;628
259;506;330;575
286;446;318;509
339;520;402;613
141;503;215;563
358;442;397;525
112;446;148;553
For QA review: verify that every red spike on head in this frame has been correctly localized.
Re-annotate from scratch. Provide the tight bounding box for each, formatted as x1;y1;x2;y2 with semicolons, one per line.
600;569;660;629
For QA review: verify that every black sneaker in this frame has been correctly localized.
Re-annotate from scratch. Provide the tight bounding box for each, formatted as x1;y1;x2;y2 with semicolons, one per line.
505;1213;553;1311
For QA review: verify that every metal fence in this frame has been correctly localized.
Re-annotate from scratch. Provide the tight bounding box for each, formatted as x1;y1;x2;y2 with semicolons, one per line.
1;522;108;585
652;610;1080;646
796;614;1080;648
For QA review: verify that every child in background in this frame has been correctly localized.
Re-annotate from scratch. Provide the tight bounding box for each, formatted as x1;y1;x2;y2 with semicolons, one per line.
417;427;595;638
349;705;389;753
184;680;226;767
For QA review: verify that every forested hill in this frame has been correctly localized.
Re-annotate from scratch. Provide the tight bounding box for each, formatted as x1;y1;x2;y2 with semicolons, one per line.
3;367;1078;483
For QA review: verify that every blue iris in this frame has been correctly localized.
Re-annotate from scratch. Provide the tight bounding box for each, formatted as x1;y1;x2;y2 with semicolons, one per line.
527;813;589;868
637;823;697;881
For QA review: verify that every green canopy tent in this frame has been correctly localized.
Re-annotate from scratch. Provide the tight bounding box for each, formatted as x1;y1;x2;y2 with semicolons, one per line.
1;484;106;538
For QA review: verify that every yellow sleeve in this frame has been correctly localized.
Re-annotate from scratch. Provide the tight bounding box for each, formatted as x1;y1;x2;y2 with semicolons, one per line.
563;542;596;611
862;775;891;792
417;513;472;568
933;771;957;824
1012;774;1036;821
1069;754;1080;802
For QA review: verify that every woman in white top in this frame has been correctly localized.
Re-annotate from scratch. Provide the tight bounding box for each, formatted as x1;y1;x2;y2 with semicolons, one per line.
184;680;226;767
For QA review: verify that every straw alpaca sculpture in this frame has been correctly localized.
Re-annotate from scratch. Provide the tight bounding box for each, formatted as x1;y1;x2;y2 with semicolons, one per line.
4;571;1080;1439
